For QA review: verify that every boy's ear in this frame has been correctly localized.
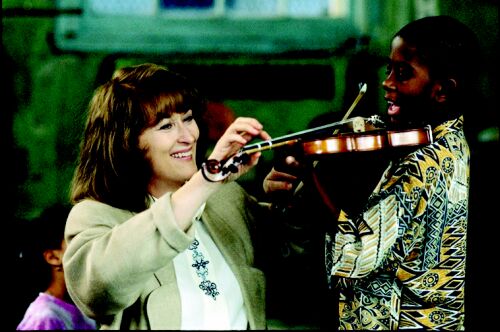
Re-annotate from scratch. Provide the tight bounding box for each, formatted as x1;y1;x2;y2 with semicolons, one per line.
43;248;63;268
434;79;457;102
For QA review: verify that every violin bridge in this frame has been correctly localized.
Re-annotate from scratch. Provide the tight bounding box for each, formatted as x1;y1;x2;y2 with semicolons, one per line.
352;117;367;132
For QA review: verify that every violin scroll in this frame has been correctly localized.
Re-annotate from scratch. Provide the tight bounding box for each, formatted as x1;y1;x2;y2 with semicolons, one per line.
201;152;251;182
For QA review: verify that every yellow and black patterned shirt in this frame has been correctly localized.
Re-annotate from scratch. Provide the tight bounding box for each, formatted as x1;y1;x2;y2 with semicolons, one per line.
325;116;469;330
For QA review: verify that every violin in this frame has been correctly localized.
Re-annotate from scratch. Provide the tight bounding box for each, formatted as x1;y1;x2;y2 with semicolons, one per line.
206;116;433;180
300;125;433;155
203;83;433;181
239;116;433;155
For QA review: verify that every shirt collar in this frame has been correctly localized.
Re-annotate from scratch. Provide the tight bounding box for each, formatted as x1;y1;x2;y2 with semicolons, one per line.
432;115;464;141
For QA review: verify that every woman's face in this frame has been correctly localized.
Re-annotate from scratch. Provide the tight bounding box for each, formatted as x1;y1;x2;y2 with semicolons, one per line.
139;109;200;195
382;36;441;126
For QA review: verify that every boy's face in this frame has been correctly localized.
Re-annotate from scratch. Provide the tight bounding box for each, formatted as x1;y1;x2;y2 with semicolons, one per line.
383;36;442;126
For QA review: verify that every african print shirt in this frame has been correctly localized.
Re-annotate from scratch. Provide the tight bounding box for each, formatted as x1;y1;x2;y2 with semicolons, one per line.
325;116;469;330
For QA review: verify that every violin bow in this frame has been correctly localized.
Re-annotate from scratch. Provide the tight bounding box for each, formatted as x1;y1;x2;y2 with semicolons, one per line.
294;83;368;194
240;83;369;155
207;84;370;183
335;83;367;134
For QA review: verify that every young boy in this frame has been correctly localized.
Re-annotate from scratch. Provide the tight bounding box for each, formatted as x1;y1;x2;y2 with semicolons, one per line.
263;15;479;330
16;204;97;330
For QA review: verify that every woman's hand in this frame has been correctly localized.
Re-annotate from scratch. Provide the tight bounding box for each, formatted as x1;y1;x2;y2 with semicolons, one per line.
207;117;271;181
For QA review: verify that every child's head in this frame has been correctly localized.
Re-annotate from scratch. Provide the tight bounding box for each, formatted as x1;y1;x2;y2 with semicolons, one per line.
383;16;480;127
395;15;479;93
22;204;71;291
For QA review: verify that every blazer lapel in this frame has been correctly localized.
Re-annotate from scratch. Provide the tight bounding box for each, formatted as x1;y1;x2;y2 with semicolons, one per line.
201;208;250;267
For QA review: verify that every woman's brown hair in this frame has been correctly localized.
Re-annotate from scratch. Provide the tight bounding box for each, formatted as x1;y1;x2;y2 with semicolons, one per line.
70;63;206;212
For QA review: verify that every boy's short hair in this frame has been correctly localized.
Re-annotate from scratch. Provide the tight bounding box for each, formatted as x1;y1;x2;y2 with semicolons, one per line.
20;203;71;290
395;15;480;89
31;203;70;252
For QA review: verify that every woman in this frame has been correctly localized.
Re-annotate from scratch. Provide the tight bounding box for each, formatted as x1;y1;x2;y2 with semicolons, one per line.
63;63;271;329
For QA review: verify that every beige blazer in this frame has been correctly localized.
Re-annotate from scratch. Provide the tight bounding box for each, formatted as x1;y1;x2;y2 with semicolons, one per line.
63;182;267;329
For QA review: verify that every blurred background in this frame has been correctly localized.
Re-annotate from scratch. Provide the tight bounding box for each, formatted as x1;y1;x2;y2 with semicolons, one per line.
3;0;498;330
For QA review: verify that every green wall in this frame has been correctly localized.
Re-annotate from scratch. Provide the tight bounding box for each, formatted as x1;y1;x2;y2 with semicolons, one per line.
3;0;498;223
